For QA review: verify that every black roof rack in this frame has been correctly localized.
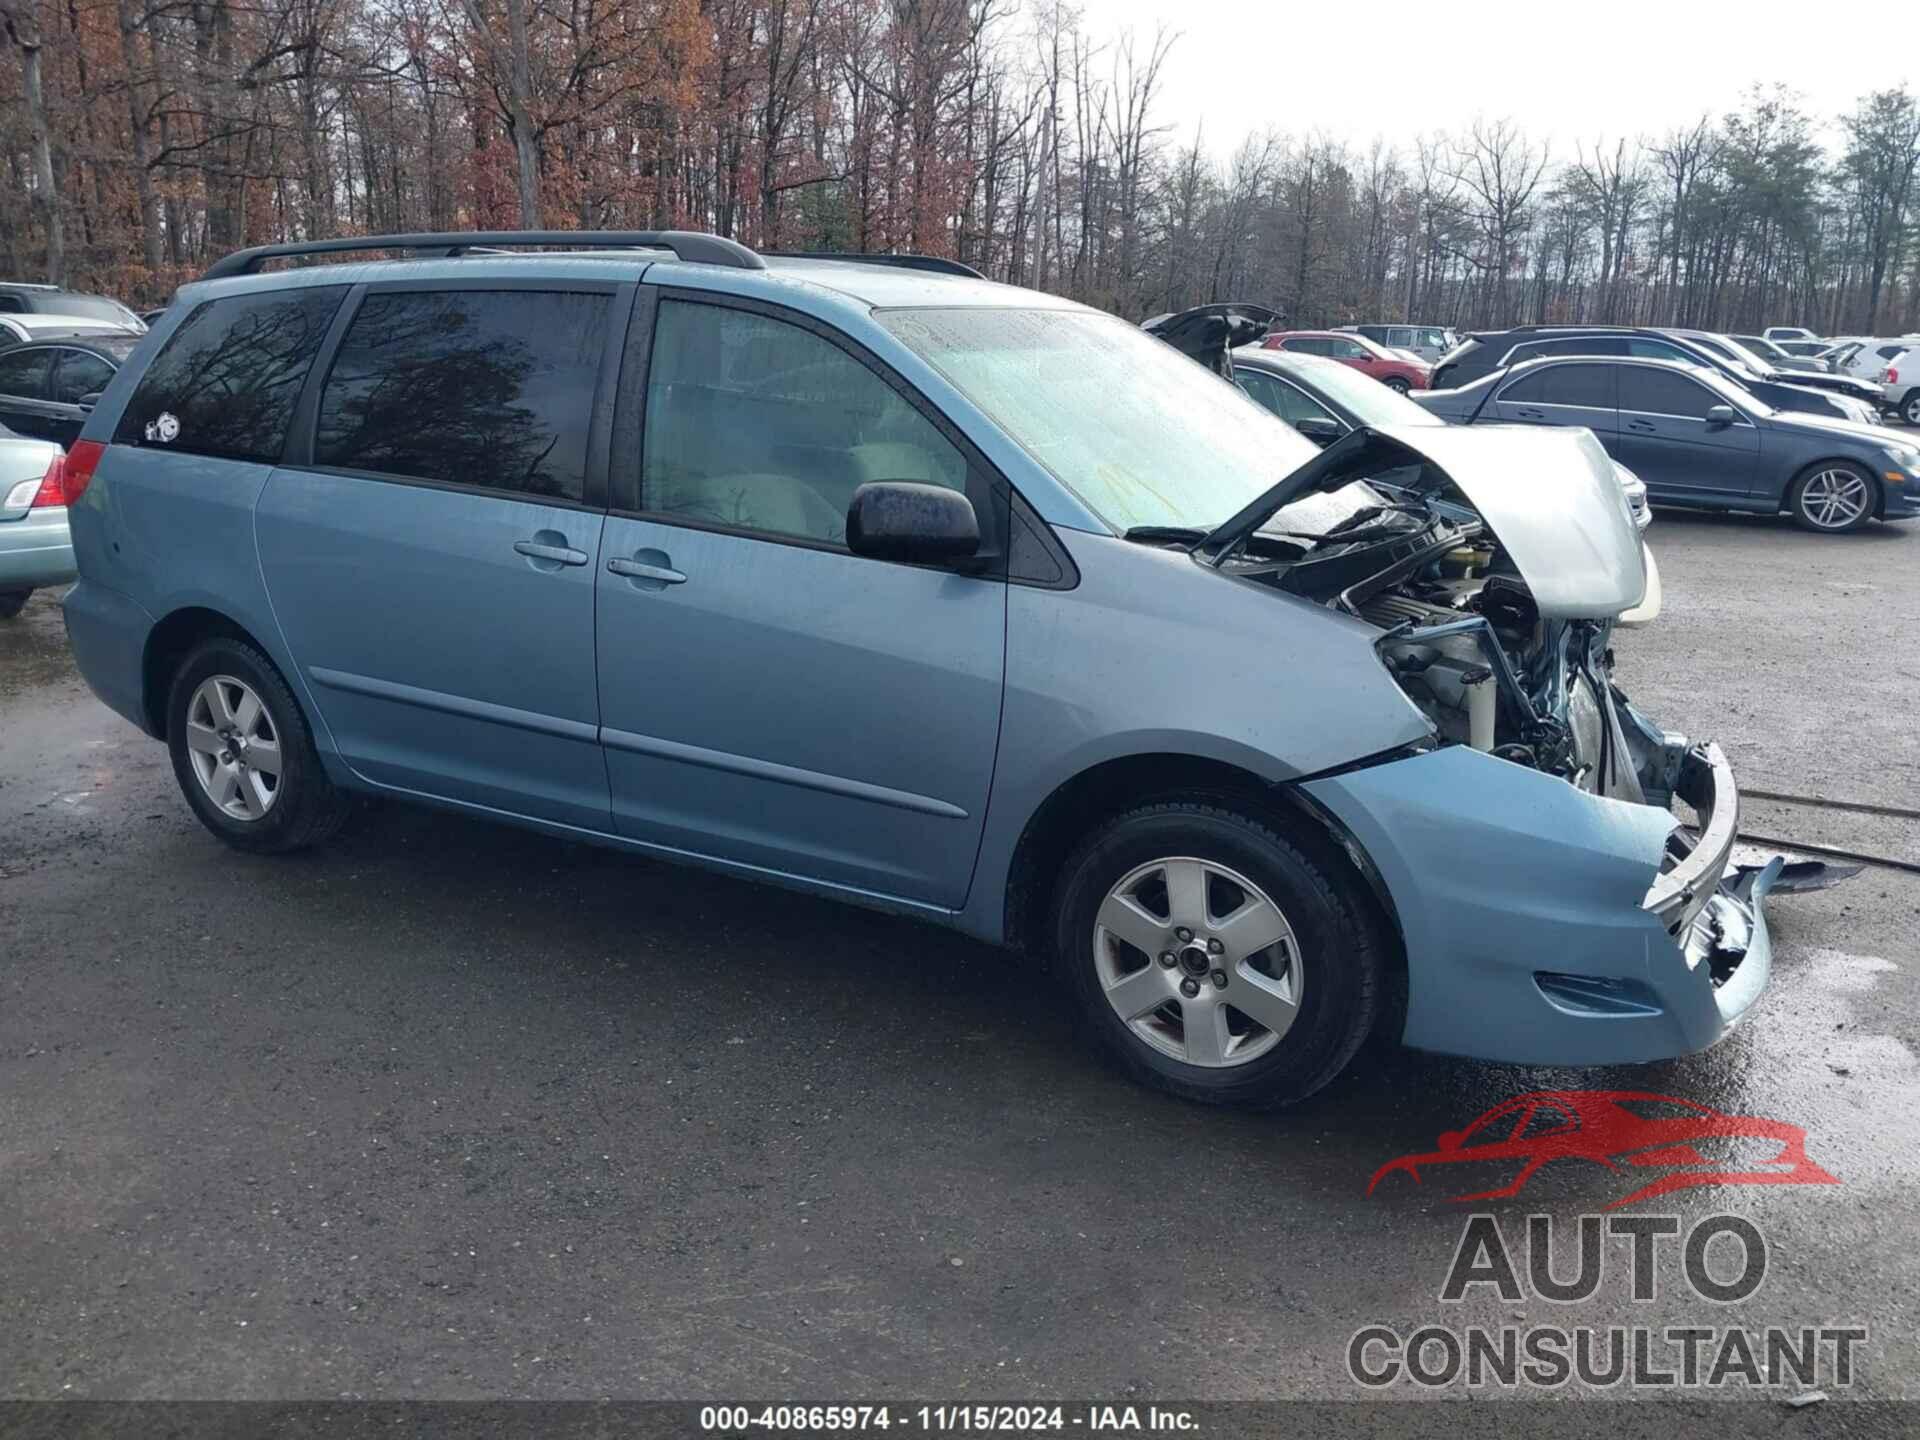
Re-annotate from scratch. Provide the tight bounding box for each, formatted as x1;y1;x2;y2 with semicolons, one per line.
201;230;765;280
763;250;985;279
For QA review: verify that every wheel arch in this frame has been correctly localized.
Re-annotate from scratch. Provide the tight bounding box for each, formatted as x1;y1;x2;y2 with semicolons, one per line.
1000;751;1408;982
1788;455;1886;520
141;606;272;736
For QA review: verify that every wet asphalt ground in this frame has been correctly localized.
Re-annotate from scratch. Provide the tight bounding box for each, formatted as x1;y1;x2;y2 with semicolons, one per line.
1;508;1917;1419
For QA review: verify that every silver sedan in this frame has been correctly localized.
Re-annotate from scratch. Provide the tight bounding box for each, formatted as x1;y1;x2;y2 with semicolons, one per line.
0;424;72;619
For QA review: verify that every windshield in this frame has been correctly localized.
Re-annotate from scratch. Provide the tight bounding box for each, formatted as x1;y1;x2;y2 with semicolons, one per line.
46;295;138;326
1696;366;1772;417
1266;354;1445;427
879;307;1325;532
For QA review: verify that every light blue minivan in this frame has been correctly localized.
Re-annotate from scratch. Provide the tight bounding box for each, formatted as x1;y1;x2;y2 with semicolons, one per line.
64;231;1780;1107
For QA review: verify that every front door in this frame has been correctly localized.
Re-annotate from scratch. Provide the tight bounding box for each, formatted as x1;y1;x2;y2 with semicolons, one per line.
1613;365;1761;502
256;284;620;830
595;293;1007;909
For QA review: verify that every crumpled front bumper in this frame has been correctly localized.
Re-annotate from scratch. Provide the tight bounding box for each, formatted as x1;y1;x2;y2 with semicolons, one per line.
1302;741;1774;1066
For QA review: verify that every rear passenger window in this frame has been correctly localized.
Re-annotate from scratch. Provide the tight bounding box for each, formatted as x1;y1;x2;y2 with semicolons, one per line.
1501;363;1613;408
641;300;967;547
1620;369;1716;418
315;290;608;502
0;347;51;397
115;286;345;461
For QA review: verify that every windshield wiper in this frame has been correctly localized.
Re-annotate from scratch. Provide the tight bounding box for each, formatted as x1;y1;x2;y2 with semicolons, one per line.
1122;525;1210;546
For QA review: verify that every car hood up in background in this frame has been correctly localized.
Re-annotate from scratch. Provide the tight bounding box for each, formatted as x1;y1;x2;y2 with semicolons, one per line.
1142;303;1281;373
1203;423;1647;619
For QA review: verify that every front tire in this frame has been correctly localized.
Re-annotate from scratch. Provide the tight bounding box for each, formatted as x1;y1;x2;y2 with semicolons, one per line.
1788;462;1877;533
166;636;350;853
1052;801;1387;1108
0;589;30;620
1383;376;1412;395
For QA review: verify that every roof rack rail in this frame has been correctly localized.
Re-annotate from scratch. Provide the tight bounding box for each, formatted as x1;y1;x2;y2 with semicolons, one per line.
763;250;985;279
201;230;765;280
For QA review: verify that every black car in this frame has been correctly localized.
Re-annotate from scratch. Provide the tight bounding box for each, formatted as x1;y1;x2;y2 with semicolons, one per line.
1432;325;1882;422
1659;329;1883;408
0;335;140;448
1231;347;1653;532
1413;353;1920;533
0;283;144;330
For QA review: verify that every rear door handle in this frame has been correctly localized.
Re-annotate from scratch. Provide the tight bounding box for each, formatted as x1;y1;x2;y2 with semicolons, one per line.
607;557;687;585
1627;420;1657;433
1513;407;1545;420
514;539;589;566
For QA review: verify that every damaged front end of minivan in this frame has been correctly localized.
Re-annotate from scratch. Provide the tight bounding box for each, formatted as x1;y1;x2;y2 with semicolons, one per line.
1199;423;1826;1064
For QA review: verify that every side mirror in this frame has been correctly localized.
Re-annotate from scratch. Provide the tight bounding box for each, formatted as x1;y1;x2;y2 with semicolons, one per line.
1704;404;1738;429
77;391;103;411
1437;1130;1464;1152
846;481;980;563
1293;416;1345;448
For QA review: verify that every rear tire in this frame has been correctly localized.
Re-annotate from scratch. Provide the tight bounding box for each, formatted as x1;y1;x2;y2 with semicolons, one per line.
1052;800;1387;1109
1787;462;1877;533
0;589;30;620
1903;390;1920;427
165;635;351;853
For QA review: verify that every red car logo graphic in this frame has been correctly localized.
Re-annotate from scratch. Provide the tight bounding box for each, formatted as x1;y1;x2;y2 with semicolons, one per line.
1367;1091;1839;1210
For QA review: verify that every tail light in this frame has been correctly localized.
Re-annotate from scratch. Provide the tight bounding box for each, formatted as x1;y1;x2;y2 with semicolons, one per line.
1886;366;1898;385
36;440;104;507
29;452;68;507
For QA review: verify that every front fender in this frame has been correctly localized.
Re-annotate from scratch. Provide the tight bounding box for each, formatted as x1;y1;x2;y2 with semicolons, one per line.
958;529;1432;942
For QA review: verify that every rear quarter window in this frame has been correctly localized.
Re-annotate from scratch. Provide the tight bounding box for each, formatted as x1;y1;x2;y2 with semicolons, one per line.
115;286;347;461
312;289;609;503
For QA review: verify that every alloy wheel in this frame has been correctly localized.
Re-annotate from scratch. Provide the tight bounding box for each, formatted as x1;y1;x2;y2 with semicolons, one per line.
184;674;282;820
1798;467;1871;530
1092;856;1303;1068
1905;393;1920;426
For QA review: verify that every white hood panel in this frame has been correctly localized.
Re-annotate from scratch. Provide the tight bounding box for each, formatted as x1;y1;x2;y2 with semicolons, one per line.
1378;423;1647;618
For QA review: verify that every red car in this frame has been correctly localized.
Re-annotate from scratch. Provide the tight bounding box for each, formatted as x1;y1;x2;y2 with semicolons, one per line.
1259;329;1431;393
1366;1091;1839;1210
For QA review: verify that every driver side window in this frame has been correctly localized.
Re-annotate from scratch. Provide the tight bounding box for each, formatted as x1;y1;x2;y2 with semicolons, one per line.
642;300;968;547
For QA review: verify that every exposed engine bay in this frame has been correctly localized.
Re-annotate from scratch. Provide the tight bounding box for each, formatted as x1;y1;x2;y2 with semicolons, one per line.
1186;423;1688;808
1222;501;1682;806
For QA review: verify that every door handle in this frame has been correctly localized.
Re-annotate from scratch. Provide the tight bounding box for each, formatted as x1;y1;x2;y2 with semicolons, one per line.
514;539;589;566
607;557;687;585
1513;407;1545;419
1627;420;1657;433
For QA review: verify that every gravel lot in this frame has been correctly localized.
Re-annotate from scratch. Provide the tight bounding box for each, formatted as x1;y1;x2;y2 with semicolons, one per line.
2;507;1916;1417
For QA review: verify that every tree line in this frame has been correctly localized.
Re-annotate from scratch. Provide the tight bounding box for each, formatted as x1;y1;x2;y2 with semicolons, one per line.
4;0;1920;337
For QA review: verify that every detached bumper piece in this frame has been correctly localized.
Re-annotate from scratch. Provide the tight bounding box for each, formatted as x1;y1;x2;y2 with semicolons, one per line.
1639;742;1778;1030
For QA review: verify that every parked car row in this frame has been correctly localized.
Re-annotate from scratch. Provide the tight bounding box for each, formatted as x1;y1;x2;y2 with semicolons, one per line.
1411;354;1920;533
0;282;146;333
1432;325;1885;424
1188;311;1916;535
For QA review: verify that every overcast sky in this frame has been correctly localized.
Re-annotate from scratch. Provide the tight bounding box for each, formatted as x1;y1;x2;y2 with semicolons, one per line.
1078;0;1909;156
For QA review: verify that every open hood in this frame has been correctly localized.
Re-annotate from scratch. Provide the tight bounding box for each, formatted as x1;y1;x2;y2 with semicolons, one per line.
1201;423;1646;619
1142;303;1281;373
